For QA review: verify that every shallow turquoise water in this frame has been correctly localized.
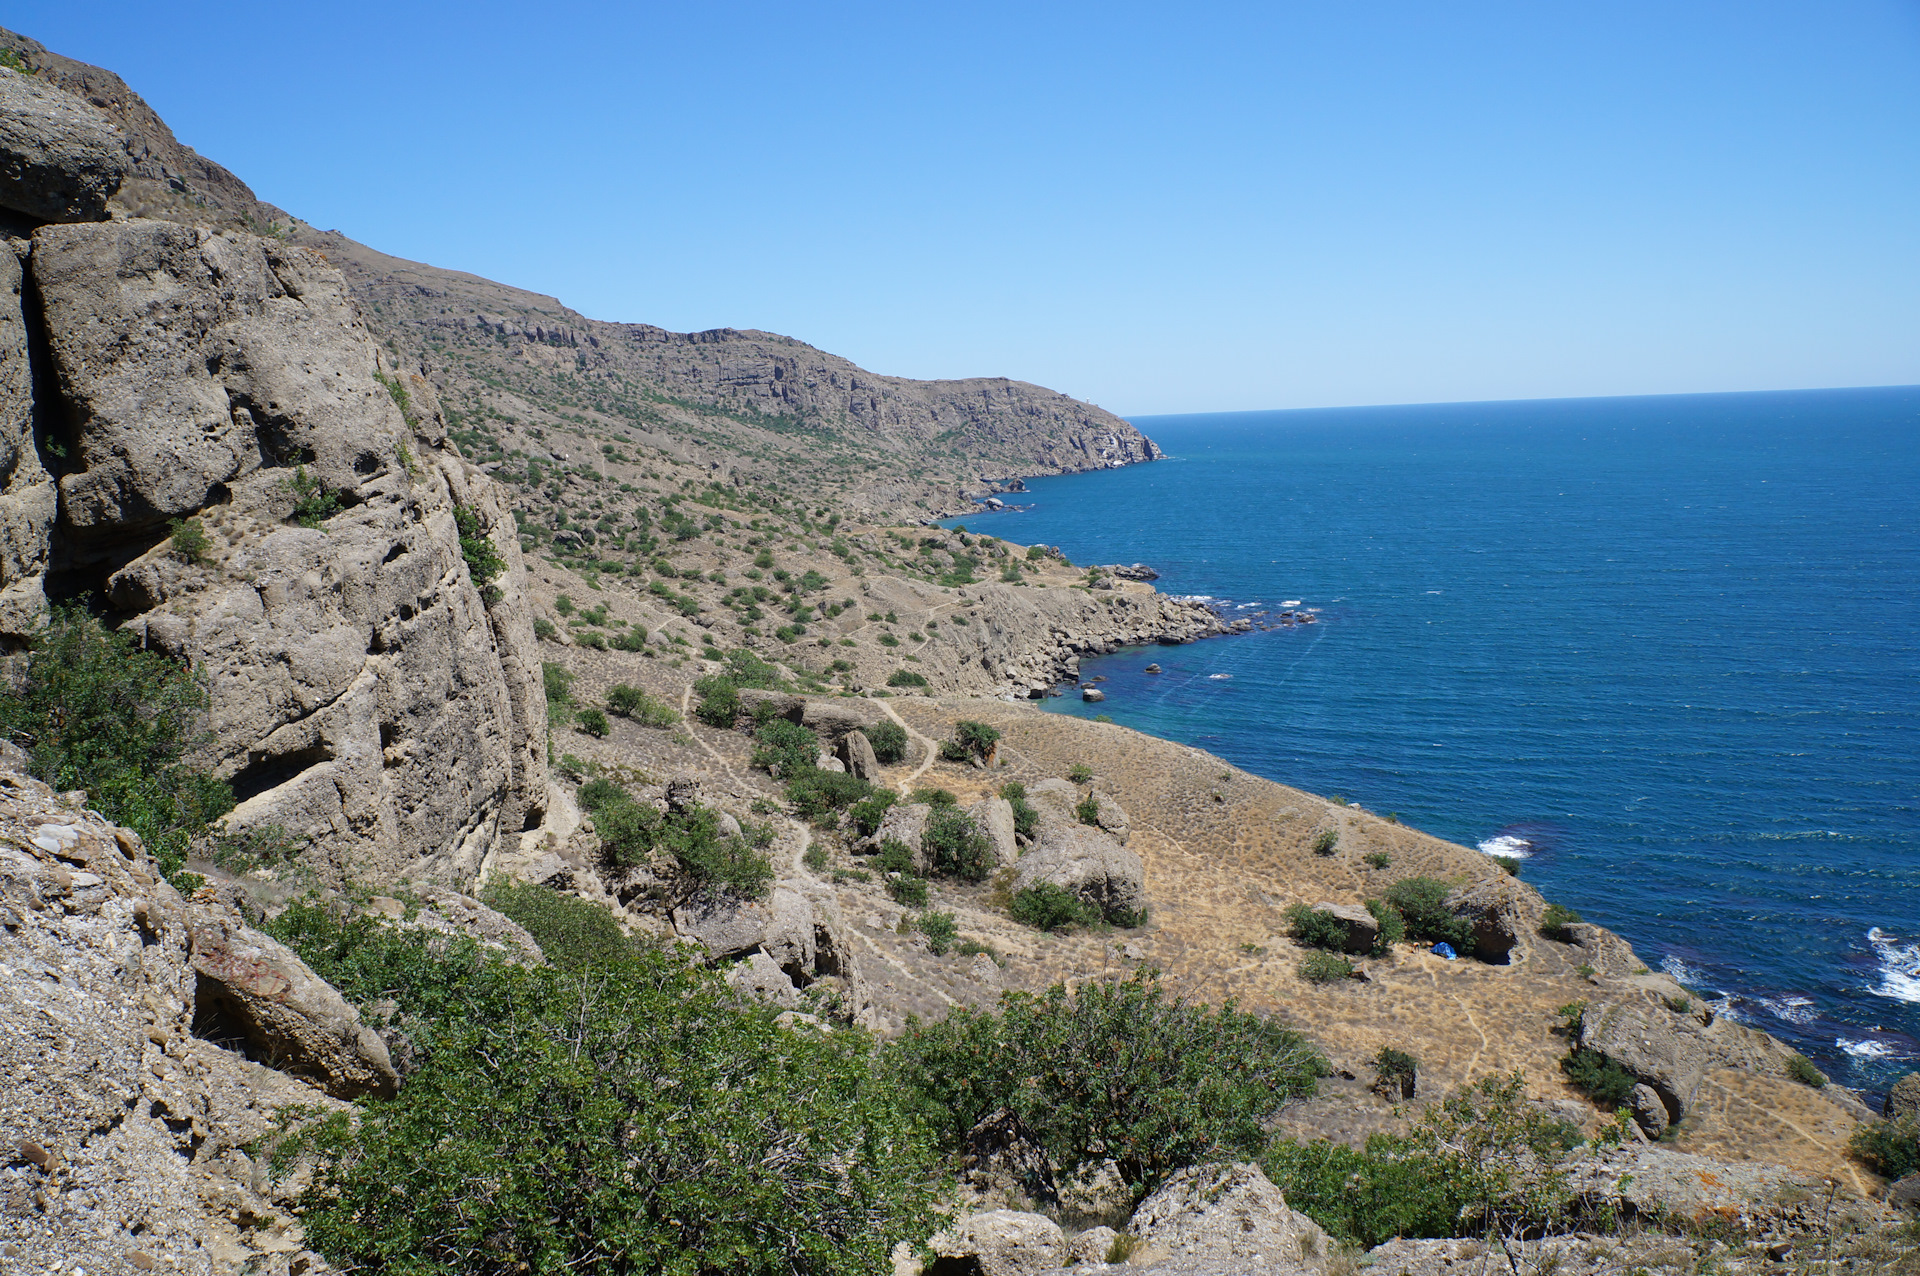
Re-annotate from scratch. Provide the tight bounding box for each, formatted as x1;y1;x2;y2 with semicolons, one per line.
946;386;1920;1095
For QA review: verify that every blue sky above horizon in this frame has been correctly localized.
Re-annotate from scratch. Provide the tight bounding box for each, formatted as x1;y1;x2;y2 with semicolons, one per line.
15;2;1920;415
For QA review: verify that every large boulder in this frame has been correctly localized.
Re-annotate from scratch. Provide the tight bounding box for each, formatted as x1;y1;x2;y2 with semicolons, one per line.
725;951;801;1010
0;67;126;222
800;698;877;740
1445;874;1532;964
762;886;816;976
967;796;1020;871
839;728;880;781
958;1107;1057;1206
186;894;398;1099
1129;1162;1320;1268
671;893;768;960
1627;1083;1669;1139
1578;997;1796;1125
1087;789;1129;843
1012;822;1145;920
1888;1072;1920;1122
859;800;929;861
924;1210;1065;1276
1310;901;1380;955
1024;777;1081;832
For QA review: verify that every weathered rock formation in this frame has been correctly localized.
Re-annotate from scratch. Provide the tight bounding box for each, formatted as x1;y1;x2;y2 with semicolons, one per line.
0;90;548;885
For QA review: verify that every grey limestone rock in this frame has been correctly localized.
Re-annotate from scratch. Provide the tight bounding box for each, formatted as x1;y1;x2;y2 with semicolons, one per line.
926;1210;1066;1276
839;727;880;780
1311;901;1380;955
0;67;125;222
1013;821;1145;919
186;892;398;1099
1445;874;1532;964
1088;788;1130;842
671;892;768;960
967;796;1020;870
861;800;930;864
1130;1162;1320;1269
1627;1082;1670;1138
762;885;816;974
1578;997;1796;1125
726;950;801;1010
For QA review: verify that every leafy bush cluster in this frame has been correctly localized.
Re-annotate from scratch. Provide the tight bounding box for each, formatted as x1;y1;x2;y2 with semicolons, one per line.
691;649;787;726
269;908;939;1274
1560;1047;1637;1105
0;607;233;885
1000;781;1039;839
1851;1117;1920;1180
481;878;638;971
578;779;773;900
1009;881;1095;931
922;805;993;881
1539;901;1583;940
453;506;506;602
888;969;1328;1202
607;683;678;727
1262;1074;1585;1248
1298;952;1354;984
865;720;908;763
746;715;886;827
1286;904;1354;952
1383;876;1474;954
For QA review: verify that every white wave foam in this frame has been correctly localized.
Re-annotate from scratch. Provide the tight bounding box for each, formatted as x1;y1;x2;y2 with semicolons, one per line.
1208;673;1233;680
1661;954;1706;987
1477;834;1532;859
1758;994;1817;1026
1836;1036;1913;1060
1868;928;1920;1005
1283;600;1302;607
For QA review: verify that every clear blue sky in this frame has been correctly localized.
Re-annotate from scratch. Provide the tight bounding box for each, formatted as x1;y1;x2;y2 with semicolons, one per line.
15;2;1920;414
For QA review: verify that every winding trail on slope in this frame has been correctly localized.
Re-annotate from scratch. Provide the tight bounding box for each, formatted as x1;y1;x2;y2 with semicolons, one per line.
874;698;941;793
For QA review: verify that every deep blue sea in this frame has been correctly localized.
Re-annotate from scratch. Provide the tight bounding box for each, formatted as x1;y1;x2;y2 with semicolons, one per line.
947;386;1920;1096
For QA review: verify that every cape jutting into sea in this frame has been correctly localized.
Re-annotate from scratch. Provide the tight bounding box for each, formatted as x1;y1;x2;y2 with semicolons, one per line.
947;384;1920;1097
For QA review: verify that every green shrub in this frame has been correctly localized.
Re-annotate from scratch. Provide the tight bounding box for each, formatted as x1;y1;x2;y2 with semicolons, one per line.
607;683;678;726
542;661;574;706
169;516;211;564
803;844;828;872
1363;851;1391;869
1383;877;1473;953
911;787;957;806
866;721;908;762
937;739;969;762
454;507;506;602
848;790;898;838
785;769;874;823
0;606;233;885
923;806;993;882
1364;899;1406;950
1663;994;1692;1014
533;617;557;641
875;838;915;874
751;718;819;780
953;720;1000;758
1299;952;1354;984
886;875;928;907
580;782;771;899
886;669;927;688
1559;1047;1636;1105
1850;1117;1920;1179
1075;793;1101;826
1311;827;1338;856
1286;904;1352;952
1262;1073;1582;1249
1067;763;1093;784
481;880;634;971
1372;1047;1419;1097
692;675;739;726
1539;902;1583;940
1000;782;1039;839
280;466;339;528
1010;882;1094;932
887;969;1326;1202
916;910;958;955
575;707;609;738
555;595;575;616
1785;1054;1828;1088
277;936;940;1274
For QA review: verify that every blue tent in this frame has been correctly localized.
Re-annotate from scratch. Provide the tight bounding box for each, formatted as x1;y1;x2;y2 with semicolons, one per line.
1430;942;1458;960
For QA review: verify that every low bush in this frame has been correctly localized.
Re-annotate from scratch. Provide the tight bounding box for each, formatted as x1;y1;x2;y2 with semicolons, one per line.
1010;881;1095;932
578;781;772;900
785;769;874;823
481;879;635;971
1785;1054;1828;1088
888;969;1327;1202
1560;1047;1637;1105
1262;1073;1583;1249
1298;952;1354;984
1286;904;1352;952
937;739;969;762
1850;1117;1920;1179
1000;782;1039;839
1372;1047;1419;1098
1364;899;1406;949
848;790;898;838
886;669;927;688
911;787;957;806
866;721;908;763
1067;763;1093;784
575;707;609;738
1363;850;1391;869
886;875;928;907
1383;876;1474;953
923;806;993;882
916;910;958;955
1075;793;1101;826
802;844;828;872
1311;827;1339;856
607;683;678;726
953;720;1000;759
875;838;915;874
751;718;820;780
1539;902;1583;940
169;516;211;565
0;606;233;885
273;924;940;1274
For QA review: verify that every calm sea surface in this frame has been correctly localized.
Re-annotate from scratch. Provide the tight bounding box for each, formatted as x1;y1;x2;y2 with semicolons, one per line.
947;387;1920;1094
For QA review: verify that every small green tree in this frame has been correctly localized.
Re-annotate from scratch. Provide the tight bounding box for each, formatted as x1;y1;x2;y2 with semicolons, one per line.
1286;904;1353;951
481;880;635;971
280;466;339;528
922;806;993;882
1539;902;1582;940
1000;782;1039;839
575;707;609;738
952;720;1000;760
1010;882;1093;931
1383;877;1473;953
866;721;908;763
453;507;505;602
916;910;958;955
168;517;211;565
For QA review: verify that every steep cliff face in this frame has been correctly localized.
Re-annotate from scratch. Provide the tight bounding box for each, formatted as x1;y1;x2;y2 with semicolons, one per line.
0;69;547;886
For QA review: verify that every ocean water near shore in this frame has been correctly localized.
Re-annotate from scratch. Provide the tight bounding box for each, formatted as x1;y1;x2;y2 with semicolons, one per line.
949;386;1920;1096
